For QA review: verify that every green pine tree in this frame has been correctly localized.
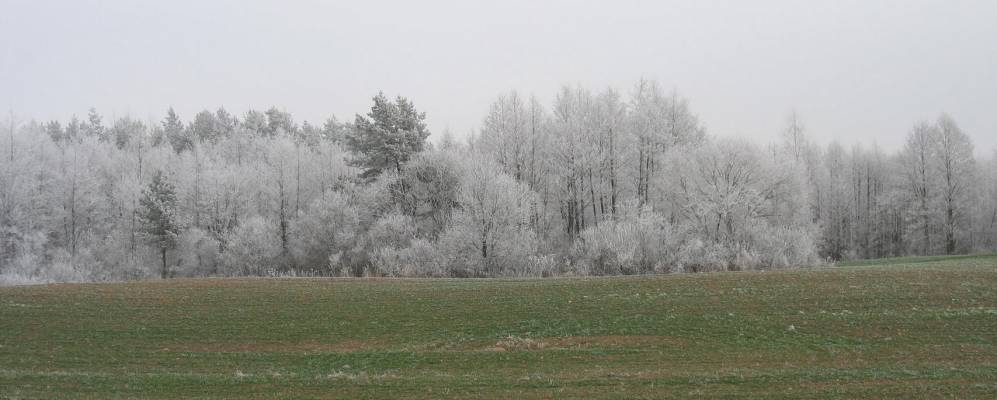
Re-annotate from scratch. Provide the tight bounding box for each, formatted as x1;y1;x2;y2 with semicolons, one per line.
346;92;430;179
163;107;192;153
139;171;182;279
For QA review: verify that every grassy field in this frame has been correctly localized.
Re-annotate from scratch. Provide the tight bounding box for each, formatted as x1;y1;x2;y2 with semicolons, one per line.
1;256;996;399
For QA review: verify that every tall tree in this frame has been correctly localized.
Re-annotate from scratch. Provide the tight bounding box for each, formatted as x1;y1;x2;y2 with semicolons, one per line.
934;114;974;254
479;91;529;180
345;92;430;179
191;110;220;143
242;109;268;137
901;122;938;255
783;111;808;162
45;120;64;144
6;109;16;162
138;171;182;279
215;107;236;138
83;107;104;141
265;107;297;137
821;142;850;259
163;107;191;153
110;117;145;150
65;115;82;143
630;79;662;206
321;116;345;143
596;87;626;218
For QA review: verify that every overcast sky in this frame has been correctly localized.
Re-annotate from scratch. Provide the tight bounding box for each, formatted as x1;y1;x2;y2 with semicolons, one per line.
2;0;995;153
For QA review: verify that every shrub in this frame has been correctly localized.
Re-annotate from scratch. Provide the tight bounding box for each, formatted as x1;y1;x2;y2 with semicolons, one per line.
361;212;417;276
372;239;447;277
290;193;360;273
220;216;281;276
673;239;731;273
573;202;672;275
0;238;87;285
176;228;220;277
748;224;821;269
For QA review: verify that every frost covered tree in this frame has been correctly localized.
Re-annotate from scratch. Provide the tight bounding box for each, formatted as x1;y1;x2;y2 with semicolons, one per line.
933;114;974;253
191;110;220;143
981;149;997;249
479;91;530;180
242;109;269;137
439;156;536;276
110;117;145;150
163;107;191;153
662;138;816;270
138;171;182;279
391;150;461;238
45;120;64;144
346;92;430;179
290;193;359;272
83;107;104;141
265;107;297;137
629;80;704;208
595;87;627;218
820;142;850;260
475;93;555;240
901;122;938;255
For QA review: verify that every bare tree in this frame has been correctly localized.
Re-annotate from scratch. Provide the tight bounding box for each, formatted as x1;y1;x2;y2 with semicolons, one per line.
901;122;938;255
934;114;974;254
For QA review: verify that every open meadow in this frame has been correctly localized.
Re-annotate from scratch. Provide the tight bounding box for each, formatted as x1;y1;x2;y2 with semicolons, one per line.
2;255;996;399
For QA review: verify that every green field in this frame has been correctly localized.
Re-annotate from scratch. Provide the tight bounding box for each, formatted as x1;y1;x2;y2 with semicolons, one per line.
2;256;996;399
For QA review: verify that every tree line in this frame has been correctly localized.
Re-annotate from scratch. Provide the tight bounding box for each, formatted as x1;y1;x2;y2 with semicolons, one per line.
1;82;995;283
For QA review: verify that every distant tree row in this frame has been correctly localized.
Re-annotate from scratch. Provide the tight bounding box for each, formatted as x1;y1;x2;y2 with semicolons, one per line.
1;83;994;284
43;105;347;153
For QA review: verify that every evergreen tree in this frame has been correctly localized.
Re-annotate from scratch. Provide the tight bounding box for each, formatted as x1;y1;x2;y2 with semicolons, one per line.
45;120;64;144
65;116;82;143
84;107;105;140
346;92;430;179
215;107;236;138
191;109;220;143
163;107;191;153
111;117;145;150
265;107;296;137
322;116;345;143
242;109;269;137
298;120;321;147
139;171;182;279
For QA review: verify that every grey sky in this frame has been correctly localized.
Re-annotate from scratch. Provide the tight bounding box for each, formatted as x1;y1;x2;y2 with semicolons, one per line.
2;0;995;153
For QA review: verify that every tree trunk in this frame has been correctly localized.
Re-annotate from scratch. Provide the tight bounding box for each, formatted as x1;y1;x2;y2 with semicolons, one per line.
637;143;645;205
295;144;301;218
946;205;955;254
609;127;617;217
589;168;597;224
161;248;168;279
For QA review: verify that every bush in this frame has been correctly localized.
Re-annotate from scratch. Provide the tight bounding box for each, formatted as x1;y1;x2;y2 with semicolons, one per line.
290;193;360;273
524;254;561;277
433;212;539;277
671;223;821;272
0;237;87;285
573;203;672;275
220;216;281;276
372;239;447;277
176;228;220;277
673;239;731;273
361;212;417;276
748;224;821;269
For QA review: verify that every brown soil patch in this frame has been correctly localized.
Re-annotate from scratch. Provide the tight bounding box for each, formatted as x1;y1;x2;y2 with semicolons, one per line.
169;339;386;353
548;335;686;347
462;335;687;352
